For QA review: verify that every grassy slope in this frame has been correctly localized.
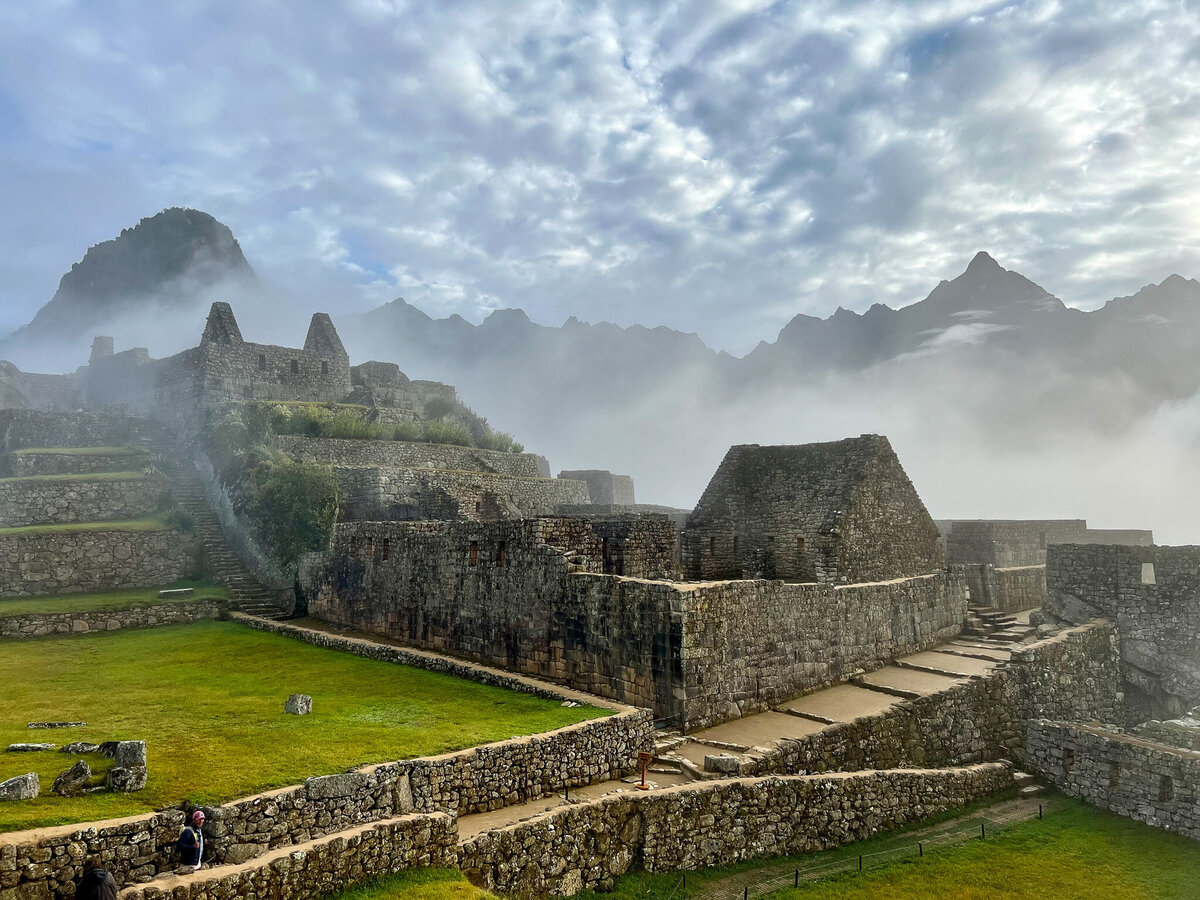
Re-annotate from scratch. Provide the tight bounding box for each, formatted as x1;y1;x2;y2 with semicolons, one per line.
0;621;605;833
333;804;1200;900
0;471;149;484
0;518;166;537
0;578;229;616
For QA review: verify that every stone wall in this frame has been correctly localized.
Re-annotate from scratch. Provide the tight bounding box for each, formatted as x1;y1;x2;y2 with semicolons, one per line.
0;527;197;597
117;814;457;900
0;599;225;640
1027;721;1200;840
2;449;150;478
941;519;1154;567
0;410;137;452
557;470;636;505
956;563;1046;612
1046;543;1200;721
682;437;944;584
458;764;1014;897
278;434;544;478
335;465;589;522
0;473;164;528
739;622;1123;777
675;572;966;730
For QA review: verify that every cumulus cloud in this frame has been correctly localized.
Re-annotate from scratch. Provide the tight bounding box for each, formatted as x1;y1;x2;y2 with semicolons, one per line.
0;0;1197;352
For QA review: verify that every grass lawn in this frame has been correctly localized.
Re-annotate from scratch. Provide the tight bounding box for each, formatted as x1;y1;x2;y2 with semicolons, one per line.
0;578;228;616
0;471;150;484
0;620;606;833
12;447;144;456
0;517;167;537
330;803;1200;900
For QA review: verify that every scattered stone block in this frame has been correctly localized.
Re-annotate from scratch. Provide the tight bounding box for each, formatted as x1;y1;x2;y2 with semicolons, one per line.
0;773;39;801
6;743;57;752
114;740;147;768
285;693;313;715
62;742;101;754
27;721;87;729
107;766;147;792
52;760;92;797
704;753;740;774
158;587;194;597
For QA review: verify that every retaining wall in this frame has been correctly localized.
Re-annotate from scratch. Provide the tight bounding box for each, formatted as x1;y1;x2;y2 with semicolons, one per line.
1027;721;1200;840
956;563;1046;613
0;599;226;640
1;450;149;478
278;434;544;478
738;621;1123;776
0;474;164;528
0;528;197;597
116;814;458;900
459;764;1015;897
0;410;138;453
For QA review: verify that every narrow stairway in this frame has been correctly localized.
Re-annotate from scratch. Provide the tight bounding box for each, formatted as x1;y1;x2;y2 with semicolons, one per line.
136;421;288;620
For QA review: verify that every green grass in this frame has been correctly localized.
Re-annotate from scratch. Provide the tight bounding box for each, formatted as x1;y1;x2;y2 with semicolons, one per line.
0;578;228;616
330;803;1200;900
0;517;167;537
12;446;144;456
0;621;605;833
0;470;150;484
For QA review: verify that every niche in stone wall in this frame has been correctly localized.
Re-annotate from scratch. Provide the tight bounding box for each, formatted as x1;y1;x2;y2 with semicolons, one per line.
1160;774;1174;802
322;361;329;375
291;359;300;374
469;541;479;566
496;541;506;567
258;354;266;371
1108;761;1120;788
381;539;390;561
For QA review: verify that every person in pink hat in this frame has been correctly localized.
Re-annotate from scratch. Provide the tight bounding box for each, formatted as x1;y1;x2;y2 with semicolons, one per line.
178;809;206;869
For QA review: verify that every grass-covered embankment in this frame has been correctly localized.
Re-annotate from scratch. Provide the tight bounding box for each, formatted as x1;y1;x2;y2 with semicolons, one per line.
0;621;606;833
0;578;228;616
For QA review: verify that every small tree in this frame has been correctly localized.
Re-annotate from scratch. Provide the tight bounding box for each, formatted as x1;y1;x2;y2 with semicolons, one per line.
250;460;338;564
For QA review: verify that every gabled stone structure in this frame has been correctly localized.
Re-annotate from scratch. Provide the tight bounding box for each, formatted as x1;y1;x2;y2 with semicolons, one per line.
681;435;944;584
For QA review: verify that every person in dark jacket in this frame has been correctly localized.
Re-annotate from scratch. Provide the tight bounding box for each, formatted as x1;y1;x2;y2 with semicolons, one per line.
179;809;206;868
76;858;118;900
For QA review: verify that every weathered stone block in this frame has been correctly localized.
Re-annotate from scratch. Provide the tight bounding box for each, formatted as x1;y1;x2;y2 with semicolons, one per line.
107;766;147;793
51;761;91;797
0;773;39;801
285;694;312;716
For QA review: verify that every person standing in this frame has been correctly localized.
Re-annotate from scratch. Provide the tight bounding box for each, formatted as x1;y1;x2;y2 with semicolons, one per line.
178;809;206;869
76;858;118;900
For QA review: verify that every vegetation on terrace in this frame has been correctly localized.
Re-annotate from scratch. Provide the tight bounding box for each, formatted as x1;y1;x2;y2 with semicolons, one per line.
332;803;1200;900
0;621;605;833
0;470;150;484
0;578;227;616
11;446;144;456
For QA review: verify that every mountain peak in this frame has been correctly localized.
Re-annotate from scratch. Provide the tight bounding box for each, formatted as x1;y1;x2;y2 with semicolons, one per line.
965;250;1003;275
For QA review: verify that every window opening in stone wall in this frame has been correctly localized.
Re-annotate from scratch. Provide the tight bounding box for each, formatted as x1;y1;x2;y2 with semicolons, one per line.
733;535;738;555
1161;774;1174;801
475;501;481;512
1064;749;1075;771
1108;761;1120;788
290;359;299;374
469;541;478;566
381;539;390;561
709;536;716;556
496;541;506;567
797;536;806;555
258;354;266;370
365;538;374;558
322;361;329;375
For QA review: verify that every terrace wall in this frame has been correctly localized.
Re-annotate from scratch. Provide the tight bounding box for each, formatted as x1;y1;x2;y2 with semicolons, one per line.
334;465;588;522
956;564;1046;613
0;410;137;453
2;450;150;478
0;599;226;640
0;473;164;528
0;528;197;597
278;434;544;478
458;764;1014;897
1027;721;1200;840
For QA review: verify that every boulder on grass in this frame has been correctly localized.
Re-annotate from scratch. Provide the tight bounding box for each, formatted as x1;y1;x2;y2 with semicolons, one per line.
63;742;101;754
114;740;146;768
285;694;312;715
52;760;92;797
0;773;39;801
6;743;57;752
107;766;147;793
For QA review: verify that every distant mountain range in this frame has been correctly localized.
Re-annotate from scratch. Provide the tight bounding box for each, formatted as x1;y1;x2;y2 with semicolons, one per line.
2;210;1197;533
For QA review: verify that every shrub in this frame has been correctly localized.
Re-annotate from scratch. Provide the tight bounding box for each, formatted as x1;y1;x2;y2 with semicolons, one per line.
391;420;422;442
248;460;338;563
423;396;456;420
162;507;198;533
422;419;474;447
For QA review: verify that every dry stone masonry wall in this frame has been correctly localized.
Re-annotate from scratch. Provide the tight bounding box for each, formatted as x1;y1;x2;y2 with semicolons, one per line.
955;564;1046;613
459;765;1014;897
0;410;138;453
0;528;197;597
0;473;164;528
1028;721;1200;840
278;434;544;478
1046;543;1200;722
2;450;149;478
0;599;225;639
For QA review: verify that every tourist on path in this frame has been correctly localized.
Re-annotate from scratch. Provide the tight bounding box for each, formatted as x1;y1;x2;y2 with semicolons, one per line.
179;809;206;869
76;858;118;900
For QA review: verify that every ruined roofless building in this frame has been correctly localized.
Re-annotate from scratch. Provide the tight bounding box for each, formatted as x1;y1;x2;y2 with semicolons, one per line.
681;434;944;584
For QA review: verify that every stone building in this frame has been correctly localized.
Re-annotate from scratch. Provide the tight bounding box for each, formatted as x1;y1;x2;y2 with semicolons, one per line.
558;470;636;505
681;435;944;583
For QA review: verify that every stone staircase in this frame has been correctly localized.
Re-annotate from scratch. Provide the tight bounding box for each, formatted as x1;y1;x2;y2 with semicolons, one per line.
963;605;1036;643
137;423;288;620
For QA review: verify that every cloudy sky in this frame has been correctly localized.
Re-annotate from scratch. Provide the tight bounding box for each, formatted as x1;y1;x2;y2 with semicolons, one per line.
1;0;1197;353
